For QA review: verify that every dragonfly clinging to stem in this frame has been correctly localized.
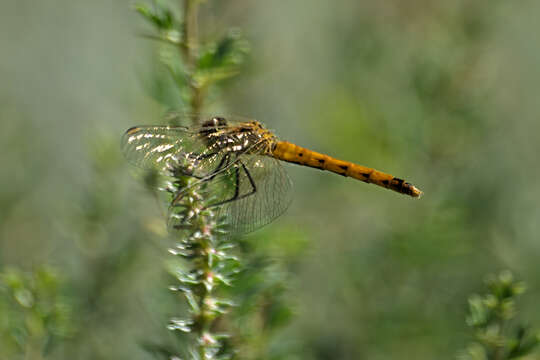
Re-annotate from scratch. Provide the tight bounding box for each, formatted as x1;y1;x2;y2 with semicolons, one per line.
122;115;422;234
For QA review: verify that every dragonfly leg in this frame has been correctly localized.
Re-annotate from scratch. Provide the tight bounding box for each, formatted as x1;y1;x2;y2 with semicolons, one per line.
208;161;257;208
206;155;231;180
238;162;257;199
170;155;232;207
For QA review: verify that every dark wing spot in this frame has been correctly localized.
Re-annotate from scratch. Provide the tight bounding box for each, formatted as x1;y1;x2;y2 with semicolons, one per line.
126;126;140;135
339;165;348;171
382;180;389;185
298;153;303;157
361;172;370;178
318;159;325;164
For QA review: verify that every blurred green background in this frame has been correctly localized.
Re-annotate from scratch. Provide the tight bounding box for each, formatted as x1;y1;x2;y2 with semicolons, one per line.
2;1;540;359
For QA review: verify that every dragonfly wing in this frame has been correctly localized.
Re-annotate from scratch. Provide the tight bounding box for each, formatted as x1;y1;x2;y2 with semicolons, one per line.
222;155;293;234
199;155;292;235
166;154;292;236
121;125;227;178
122;126;194;173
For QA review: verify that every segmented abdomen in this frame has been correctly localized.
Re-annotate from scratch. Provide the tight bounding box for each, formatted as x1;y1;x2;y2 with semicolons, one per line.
272;141;422;197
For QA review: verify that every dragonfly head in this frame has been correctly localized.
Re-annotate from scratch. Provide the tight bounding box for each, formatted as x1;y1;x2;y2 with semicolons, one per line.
198;116;229;140
202;116;228;129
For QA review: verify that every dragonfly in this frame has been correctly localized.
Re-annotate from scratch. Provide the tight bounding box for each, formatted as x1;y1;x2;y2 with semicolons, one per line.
122;115;422;234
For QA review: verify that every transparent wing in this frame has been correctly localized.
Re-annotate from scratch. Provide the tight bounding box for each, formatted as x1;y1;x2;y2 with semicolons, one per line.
223;155;293;234
167;154;293;235
121;125;227;178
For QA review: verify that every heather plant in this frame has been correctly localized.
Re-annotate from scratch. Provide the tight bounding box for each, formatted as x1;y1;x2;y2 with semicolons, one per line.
133;1;290;358
0;267;75;359
459;271;540;360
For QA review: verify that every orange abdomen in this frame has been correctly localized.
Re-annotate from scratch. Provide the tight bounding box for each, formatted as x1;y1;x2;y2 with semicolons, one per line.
272;141;422;197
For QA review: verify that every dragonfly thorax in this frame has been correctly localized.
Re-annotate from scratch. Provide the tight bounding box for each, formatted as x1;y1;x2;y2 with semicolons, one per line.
198;117;277;155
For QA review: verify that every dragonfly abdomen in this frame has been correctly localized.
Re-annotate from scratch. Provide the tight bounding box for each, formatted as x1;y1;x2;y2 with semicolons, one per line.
272;141;422;198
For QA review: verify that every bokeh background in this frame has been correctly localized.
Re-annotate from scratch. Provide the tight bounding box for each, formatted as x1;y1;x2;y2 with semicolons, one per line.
2;1;540;359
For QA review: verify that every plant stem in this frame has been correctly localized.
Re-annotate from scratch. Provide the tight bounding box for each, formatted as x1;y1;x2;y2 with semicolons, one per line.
182;0;204;119
178;5;217;356
182;0;198;68
135;2;245;358
197;230;214;359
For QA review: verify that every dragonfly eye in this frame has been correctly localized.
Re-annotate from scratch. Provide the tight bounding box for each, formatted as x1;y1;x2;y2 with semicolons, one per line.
202;116;228;129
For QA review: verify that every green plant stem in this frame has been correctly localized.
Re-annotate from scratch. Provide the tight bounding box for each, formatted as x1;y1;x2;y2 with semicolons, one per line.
182;0;198;68
182;0;205;118
180;3;214;357
197;234;213;359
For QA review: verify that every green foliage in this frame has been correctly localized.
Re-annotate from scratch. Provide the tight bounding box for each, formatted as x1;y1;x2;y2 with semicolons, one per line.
0;267;75;359
227;228;307;359
135;0;248;115
135;3;176;32
459;271;540;360
195;29;249;86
